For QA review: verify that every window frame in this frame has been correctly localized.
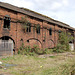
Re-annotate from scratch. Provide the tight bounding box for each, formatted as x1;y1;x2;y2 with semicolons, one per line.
49;28;52;35
3;16;10;29
36;24;40;34
26;22;31;32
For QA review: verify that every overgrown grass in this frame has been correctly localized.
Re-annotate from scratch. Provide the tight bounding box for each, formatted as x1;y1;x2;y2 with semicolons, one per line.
0;52;75;75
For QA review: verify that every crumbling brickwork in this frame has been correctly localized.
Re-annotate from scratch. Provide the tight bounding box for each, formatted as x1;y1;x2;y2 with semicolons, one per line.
0;2;75;54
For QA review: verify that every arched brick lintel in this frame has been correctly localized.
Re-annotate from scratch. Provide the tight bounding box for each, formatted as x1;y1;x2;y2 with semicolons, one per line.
48;39;55;48
27;38;43;48
0;36;15;46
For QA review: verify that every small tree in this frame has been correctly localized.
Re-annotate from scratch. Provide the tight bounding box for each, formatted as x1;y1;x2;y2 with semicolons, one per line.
54;32;74;52
20;16;30;32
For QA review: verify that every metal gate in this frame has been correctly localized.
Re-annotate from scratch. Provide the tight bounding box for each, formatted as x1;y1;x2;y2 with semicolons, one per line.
0;40;13;56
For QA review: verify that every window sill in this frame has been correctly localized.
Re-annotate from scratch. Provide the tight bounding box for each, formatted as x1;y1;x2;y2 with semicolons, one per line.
3;28;10;31
37;33;40;35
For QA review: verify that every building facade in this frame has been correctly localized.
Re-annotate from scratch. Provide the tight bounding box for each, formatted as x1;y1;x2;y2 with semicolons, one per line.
0;2;75;55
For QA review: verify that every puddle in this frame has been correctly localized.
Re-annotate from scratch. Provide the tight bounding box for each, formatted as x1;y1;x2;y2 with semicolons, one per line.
4;63;17;67
0;63;17;69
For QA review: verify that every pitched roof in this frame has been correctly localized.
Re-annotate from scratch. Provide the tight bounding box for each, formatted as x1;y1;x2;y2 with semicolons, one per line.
0;2;75;30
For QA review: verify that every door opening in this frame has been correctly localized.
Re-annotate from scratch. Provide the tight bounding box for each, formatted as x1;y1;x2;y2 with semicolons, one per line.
0;36;14;56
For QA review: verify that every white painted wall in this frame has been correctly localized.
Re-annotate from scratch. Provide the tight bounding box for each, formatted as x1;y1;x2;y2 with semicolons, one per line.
69;43;74;51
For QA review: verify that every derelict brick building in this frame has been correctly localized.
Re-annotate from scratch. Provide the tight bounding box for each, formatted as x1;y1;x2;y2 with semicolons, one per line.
0;2;75;55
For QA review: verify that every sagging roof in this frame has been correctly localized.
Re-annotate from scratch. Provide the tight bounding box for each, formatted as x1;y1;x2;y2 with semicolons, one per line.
0;2;75;30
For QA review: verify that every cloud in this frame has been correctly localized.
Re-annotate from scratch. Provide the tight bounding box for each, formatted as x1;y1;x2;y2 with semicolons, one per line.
0;0;69;11
62;0;69;6
0;0;34;9
0;0;75;28
51;2;62;10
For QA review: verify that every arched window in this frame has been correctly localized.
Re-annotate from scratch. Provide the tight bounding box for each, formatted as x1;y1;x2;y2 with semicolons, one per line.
4;16;10;29
36;24;40;34
49;28;52;35
26;22;31;32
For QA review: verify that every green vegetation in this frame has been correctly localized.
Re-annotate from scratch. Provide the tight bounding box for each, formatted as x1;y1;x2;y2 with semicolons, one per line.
20;16;30;33
0;52;75;75
0;24;74;75
18;44;46;56
53;32;74;53
18;43;34;56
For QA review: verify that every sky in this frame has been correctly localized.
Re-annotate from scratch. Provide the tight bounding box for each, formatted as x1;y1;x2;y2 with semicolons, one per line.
0;0;75;28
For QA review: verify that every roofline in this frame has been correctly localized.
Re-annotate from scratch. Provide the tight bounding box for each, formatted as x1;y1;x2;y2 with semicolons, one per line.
0;2;75;31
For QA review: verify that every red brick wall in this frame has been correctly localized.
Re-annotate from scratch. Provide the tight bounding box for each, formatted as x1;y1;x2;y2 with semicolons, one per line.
74;31;75;49
0;7;75;52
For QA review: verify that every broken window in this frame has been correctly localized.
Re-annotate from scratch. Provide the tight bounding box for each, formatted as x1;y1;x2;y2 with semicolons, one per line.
4;16;10;29
49;28;52;35
58;30;62;33
26;23;31;32
36;24;40;34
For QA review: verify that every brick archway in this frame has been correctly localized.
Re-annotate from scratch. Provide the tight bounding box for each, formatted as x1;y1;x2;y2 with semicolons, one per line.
48;39;54;48
27;38;42;48
0;36;15;56
0;36;15;45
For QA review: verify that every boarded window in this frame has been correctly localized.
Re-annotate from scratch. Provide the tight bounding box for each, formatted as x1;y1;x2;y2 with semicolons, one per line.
4;17;10;29
36;24;40;34
49;28;52;35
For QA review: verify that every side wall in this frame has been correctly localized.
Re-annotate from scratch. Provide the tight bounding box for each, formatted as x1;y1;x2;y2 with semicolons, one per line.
0;7;75;52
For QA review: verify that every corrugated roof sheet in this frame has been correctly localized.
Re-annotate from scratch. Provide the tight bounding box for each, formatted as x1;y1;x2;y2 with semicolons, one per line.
0;2;75;30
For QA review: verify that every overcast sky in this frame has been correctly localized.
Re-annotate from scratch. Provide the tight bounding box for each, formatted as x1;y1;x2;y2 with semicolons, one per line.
0;0;75;28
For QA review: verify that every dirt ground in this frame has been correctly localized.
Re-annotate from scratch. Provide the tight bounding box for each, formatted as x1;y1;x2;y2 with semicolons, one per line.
0;52;75;75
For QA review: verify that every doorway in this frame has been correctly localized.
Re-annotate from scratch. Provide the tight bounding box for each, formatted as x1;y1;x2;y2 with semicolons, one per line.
0;36;14;56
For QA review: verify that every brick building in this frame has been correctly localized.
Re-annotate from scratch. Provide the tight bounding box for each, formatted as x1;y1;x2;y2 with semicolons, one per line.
0;2;75;55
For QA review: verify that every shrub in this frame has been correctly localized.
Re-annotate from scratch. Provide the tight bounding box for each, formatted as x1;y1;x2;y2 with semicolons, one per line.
18;43;34;55
18;44;48;55
32;45;45;55
44;48;54;54
53;32;74;53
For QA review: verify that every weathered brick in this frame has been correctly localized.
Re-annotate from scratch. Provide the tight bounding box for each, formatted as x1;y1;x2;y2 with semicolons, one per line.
0;4;75;53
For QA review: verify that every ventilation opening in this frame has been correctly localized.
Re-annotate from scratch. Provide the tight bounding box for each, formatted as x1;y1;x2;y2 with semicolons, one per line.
27;40;29;42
